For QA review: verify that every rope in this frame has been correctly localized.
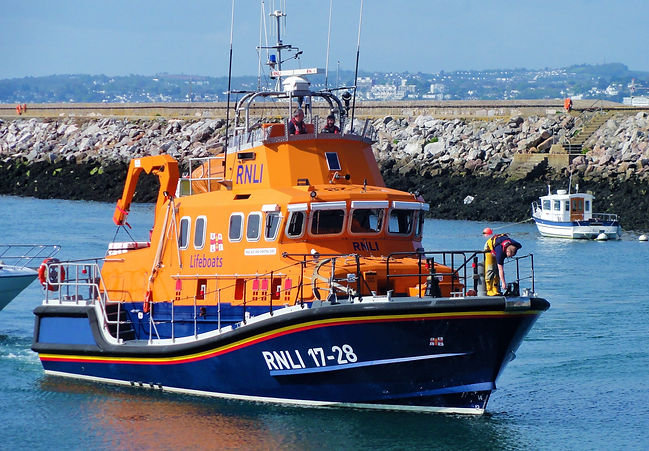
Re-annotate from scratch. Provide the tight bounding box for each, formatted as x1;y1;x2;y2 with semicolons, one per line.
488;218;533;232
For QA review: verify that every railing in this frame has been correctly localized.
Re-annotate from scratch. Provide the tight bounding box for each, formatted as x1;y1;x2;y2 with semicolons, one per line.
40;259;138;340
0;244;60;269
181;154;227;195
386;250;484;297
511;253;535;295
591;212;619;222
42;249;537;343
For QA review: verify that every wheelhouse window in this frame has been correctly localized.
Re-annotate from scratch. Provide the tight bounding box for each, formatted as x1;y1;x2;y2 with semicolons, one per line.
265;212;281;241
229;213;244;242
286;211;306;238
194;216;206;249
179;217;191;249
311;210;345;235
350;208;383;234
553;200;561;211
246;212;261;242
414;211;425;238
542;200;551;210
388;209;414;235
585;200;591;212
565;201;570;211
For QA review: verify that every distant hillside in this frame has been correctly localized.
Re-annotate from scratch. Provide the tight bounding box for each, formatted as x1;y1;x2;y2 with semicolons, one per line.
2;64;649;103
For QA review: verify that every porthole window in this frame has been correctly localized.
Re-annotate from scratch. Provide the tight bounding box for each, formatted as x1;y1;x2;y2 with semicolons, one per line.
286;211;306;238
311;209;345;235
265;212;282;241
194;216;206;249
229;213;244;242
179;217;191;249
388;209;414;235
247;212;262;242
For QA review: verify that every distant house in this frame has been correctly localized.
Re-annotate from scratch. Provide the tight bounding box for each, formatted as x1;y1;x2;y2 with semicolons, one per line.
623;96;649;106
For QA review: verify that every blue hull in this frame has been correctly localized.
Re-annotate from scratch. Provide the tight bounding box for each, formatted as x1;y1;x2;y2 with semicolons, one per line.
33;298;549;414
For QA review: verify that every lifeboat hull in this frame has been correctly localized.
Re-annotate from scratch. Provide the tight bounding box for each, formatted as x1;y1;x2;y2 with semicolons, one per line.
33;296;549;415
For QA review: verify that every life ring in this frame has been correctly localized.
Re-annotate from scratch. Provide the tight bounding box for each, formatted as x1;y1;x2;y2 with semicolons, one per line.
38;258;65;291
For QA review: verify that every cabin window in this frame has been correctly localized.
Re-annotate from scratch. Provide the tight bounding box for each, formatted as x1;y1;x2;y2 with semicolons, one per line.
388;209;414;235
414;211;425;238
542;200;551;210
553;200;561;211
585;200;591;212
179;217;191;249
286;211;306;238
311;210;345;235
350;208;383;234
194;216;206;249
325;152;342;171
565;201;570;211
229;213;244;242
265;212;282;241
246;212;262;242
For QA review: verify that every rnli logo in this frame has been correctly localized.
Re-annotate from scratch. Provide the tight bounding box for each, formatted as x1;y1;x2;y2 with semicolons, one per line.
236;163;264;185
210;233;223;252
352;241;380;252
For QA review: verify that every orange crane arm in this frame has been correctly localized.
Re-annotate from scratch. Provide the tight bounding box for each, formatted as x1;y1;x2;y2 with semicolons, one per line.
113;155;180;226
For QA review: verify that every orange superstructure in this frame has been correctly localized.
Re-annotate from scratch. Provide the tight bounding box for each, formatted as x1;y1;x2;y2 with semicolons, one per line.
100;120;460;309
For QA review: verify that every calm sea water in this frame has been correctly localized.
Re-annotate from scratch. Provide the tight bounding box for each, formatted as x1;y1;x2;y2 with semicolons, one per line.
1;195;648;450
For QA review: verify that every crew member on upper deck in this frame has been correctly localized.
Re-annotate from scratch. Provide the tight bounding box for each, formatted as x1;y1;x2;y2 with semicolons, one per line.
288;108;307;135
484;233;521;296
322;114;340;134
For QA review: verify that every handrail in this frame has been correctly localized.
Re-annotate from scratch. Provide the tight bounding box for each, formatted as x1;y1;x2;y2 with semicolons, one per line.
590;212;618;222
43;248;537;342
0;244;60;269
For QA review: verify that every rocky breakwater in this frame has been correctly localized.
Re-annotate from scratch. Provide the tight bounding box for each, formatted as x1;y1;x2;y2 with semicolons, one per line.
1;113;649;230
373;113;649;230
0;117;226;202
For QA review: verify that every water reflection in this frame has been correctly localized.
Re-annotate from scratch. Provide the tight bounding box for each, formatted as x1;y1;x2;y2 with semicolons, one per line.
40;376;523;450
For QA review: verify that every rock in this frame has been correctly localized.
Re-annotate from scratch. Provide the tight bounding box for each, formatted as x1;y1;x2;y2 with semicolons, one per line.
424;140;445;156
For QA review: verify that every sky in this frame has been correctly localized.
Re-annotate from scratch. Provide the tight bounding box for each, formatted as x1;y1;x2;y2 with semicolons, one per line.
2;0;649;79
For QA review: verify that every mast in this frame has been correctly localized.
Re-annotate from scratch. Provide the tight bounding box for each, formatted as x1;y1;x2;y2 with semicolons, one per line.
224;0;235;171
270;10;287;90
350;0;364;133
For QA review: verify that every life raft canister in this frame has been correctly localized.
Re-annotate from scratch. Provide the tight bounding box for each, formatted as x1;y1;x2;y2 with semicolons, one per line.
38;258;65;291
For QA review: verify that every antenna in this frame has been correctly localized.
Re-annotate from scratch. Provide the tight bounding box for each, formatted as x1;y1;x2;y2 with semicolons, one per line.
257;1;265;90
324;0;333;90
350;0;364;134
223;0;236;173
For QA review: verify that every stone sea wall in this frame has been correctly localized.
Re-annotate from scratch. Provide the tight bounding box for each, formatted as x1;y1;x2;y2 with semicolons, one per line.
1;114;648;230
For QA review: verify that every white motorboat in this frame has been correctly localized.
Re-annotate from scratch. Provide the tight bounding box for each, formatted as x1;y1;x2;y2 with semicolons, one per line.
531;186;621;240
0;245;60;311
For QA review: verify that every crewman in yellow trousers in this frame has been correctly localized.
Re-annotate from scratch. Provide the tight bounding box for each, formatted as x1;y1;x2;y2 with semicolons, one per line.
484;234;522;296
